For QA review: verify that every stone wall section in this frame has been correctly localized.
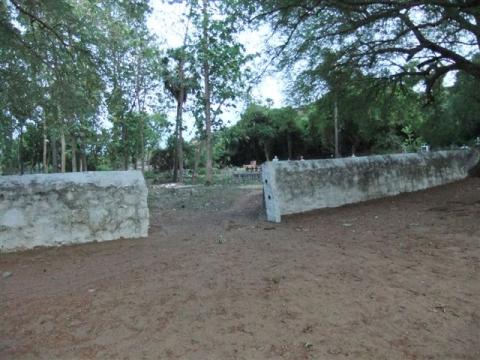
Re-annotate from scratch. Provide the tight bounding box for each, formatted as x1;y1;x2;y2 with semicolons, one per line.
262;150;480;222
0;171;149;252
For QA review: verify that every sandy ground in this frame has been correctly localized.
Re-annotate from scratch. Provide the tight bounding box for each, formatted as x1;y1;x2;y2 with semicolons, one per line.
1;179;479;360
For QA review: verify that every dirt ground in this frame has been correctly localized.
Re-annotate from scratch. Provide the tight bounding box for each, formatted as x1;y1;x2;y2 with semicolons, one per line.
1;179;479;360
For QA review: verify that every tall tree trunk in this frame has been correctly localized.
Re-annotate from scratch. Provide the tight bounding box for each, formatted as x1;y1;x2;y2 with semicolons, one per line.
334;97;340;158
4;119;14;174
58;103;66;173
172;130;178;182
264;143;270;161
140;117;145;172
171;58;185;183
137;82;146;173
122;116;128;170
192;140;202;185
31;154;35;173
176;59;185;183
43;118;48;173
202;0;213;185
169;11;192;182
134;52;146;173
18;123;24;175
176;99;184;183
71;136;77;172
51;136;58;173
287;132;293;160
81;144;88;172
80;141;88;171
61;131;66;173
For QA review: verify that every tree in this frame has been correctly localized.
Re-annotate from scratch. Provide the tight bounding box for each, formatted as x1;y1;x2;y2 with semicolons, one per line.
236;103;277;161
162;46;196;182
419;70;480;146
233;0;480;97
1;0;163;174
269;107;301;160
92;0;160;170
187;0;252;184
446;71;480;143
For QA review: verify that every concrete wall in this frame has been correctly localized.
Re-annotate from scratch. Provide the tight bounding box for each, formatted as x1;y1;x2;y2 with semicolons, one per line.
262;150;480;222
0;171;149;252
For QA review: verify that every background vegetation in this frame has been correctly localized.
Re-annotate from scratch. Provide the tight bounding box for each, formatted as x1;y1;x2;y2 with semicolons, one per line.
1;0;479;181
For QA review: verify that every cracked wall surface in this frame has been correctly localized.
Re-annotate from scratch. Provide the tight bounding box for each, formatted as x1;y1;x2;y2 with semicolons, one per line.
262;150;480;222
0;171;149;252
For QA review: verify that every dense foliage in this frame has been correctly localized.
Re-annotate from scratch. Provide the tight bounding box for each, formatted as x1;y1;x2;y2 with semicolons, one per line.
213;69;480;166
229;0;480;96
1;0;479;179
1;0;168;174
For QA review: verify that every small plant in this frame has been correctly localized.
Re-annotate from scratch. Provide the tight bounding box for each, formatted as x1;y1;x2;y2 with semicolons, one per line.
401;125;425;153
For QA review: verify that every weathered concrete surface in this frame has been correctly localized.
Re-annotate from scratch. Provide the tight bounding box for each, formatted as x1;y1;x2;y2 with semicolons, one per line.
0;171;149;252
262;150;480;222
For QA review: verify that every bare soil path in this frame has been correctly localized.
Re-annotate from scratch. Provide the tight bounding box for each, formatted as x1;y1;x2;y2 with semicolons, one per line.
1;179;479;359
